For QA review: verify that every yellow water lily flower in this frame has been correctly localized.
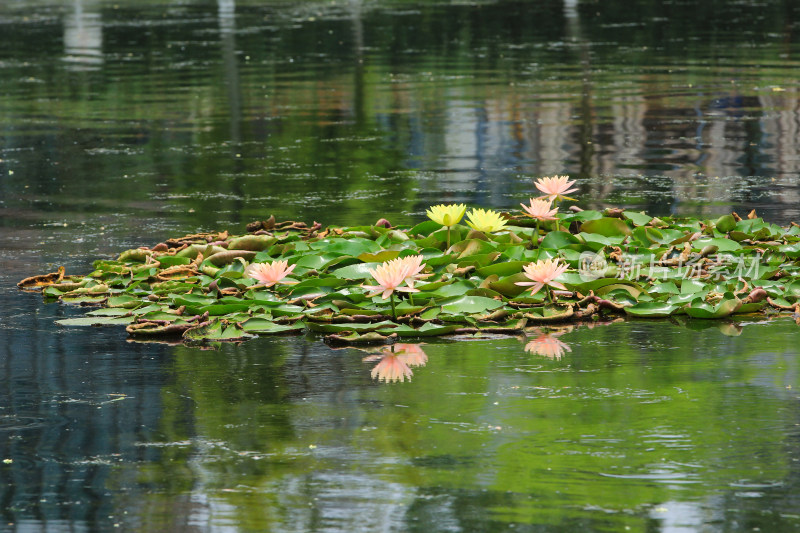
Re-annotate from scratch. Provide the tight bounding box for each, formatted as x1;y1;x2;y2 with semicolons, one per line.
426;203;466;227
465;208;508;233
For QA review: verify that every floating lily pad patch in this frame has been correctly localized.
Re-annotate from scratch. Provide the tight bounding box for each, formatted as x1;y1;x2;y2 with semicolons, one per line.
18;206;800;345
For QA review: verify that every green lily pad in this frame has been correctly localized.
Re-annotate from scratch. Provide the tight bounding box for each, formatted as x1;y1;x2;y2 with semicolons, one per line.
580;217;632;237
632;226;664;246
476;261;530;277
715;214;737;233
107;294;144;308
157;256;192;268
540;231;581;250
440;295;505;314
684;297;741;319
306;320;399;334
735;301;767;314
332;262;382;280
240;319;306;334
624;211;654;226
183;320;257;342
449;239;497;258
694;238;742;252
624;302;680;318
325;330;398;345
392;322;461;337
56;316;135;327
521;304;574;322
310;238;382;256
357;250;402;263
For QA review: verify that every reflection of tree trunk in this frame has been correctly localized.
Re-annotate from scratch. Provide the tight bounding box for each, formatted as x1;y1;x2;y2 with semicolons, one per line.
350;0;365;127
219;0;244;220
63;0;103;70
564;0;594;179
219;0;242;148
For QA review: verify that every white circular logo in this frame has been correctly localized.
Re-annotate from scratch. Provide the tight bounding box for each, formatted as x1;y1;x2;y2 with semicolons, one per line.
578;251;608;281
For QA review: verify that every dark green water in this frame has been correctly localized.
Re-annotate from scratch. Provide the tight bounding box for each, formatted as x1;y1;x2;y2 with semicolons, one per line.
1;0;800;531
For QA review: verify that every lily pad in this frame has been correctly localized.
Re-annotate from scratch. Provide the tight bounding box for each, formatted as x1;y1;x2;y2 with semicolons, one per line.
440;295;505;314
540;231;581;250
240;319;306;334
624;211;653;226
332;262;382;280
684;297;741;319
624;302;680;318
580;217;632;237
56;316;135;327
21;209;800;346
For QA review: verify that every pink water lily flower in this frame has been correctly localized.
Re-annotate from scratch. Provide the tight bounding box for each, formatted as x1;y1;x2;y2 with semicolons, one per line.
398;255;431;290
245;260;297;287
362;256;422;300
524;334;572;360
534;175;578;202
515;258;569;296
520;198;558;221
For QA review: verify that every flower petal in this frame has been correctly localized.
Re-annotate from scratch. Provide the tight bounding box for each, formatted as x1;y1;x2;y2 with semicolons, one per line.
526;282;544;295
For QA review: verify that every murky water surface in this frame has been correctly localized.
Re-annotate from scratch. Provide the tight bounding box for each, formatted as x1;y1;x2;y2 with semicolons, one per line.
1;0;800;531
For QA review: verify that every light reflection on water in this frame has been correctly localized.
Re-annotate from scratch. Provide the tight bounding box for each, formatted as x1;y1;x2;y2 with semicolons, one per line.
2;0;800;231
2;280;800;530
1;0;800;531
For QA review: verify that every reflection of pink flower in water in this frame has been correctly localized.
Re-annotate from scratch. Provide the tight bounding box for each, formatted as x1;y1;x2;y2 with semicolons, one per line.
370;355;413;383
363;343;428;383
524;334;572;360
394;343;428;367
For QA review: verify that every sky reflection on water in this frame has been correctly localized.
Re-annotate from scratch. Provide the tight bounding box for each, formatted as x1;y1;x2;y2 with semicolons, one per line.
2;0;800;232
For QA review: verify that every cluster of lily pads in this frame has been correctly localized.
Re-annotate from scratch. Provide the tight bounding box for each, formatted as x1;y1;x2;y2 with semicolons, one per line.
19;175;800;345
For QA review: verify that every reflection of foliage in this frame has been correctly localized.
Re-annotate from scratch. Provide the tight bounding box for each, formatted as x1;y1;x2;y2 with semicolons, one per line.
118;339;299;528
109;317;800;531
3;0;800;235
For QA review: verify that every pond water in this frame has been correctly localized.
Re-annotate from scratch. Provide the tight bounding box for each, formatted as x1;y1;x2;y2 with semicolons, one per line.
1;0;800;531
